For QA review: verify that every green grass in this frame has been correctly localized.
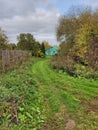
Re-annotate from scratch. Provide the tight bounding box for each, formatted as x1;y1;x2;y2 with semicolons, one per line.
0;57;98;130
32;57;98;130
0;59;45;130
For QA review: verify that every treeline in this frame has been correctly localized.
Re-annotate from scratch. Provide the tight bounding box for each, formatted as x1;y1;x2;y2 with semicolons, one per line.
52;7;98;78
0;28;16;50
0;28;51;57
17;33;45;57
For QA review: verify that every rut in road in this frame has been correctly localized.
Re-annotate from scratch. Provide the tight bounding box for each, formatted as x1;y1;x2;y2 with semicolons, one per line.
32;58;98;130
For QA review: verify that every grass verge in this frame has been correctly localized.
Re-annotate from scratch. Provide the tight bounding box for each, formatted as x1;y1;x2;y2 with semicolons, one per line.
0;59;45;130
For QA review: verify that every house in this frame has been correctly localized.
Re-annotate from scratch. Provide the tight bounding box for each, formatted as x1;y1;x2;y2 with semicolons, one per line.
45;47;58;56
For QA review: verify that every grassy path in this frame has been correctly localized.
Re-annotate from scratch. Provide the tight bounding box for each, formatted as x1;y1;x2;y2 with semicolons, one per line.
32;57;98;130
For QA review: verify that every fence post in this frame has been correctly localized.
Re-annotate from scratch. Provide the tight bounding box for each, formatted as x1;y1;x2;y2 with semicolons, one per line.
2;51;5;72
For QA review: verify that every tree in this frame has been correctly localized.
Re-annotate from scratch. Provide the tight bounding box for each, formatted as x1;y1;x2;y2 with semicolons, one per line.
6;43;17;50
17;33;45;57
17;33;35;50
0;28;8;50
32;41;41;56
41;42;45;54
42;41;51;50
55;6;98;75
74;15;98;66
56;7;92;55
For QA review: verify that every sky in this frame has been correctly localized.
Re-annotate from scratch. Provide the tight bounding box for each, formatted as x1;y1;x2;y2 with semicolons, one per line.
0;0;98;45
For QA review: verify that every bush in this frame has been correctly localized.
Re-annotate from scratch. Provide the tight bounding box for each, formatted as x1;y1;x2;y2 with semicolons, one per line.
51;56;98;79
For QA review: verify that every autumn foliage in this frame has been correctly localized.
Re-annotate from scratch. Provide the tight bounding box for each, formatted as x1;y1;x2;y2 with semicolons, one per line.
53;7;98;78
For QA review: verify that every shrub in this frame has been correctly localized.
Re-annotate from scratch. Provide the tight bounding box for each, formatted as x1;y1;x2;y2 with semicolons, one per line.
51;56;98;79
0;59;45;130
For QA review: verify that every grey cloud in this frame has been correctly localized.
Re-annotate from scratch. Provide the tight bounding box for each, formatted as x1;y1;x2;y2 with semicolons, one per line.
0;0;35;18
0;0;60;45
0;0;53;18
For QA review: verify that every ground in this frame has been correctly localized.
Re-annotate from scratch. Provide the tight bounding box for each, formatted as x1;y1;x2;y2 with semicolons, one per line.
1;57;98;130
32;57;98;130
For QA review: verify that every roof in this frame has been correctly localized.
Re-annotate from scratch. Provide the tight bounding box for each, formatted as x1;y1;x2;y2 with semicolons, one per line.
45;47;58;51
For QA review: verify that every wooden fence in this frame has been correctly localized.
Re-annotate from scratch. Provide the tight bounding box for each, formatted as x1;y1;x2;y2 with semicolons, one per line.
0;50;30;72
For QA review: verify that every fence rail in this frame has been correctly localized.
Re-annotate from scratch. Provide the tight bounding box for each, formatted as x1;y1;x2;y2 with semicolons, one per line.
0;50;30;72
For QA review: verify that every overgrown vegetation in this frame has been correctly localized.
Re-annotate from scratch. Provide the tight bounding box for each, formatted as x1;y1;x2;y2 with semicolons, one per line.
0;56;98;129
0;59;45;130
32;58;98;130
52;7;98;78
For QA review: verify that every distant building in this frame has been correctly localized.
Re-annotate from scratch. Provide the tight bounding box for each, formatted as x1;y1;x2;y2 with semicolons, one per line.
45;47;58;56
